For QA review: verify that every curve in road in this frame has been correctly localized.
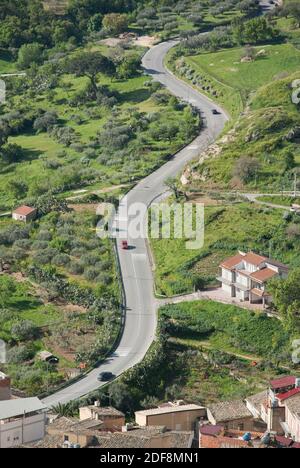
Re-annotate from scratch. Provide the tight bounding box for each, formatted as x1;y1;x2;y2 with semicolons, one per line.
43;40;228;407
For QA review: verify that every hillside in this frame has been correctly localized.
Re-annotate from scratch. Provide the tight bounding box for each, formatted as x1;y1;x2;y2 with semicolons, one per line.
183;71;300;191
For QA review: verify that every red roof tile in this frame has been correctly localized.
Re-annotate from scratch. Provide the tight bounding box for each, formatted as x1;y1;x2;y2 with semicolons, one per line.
13;206;36;216
250;268;278;283
275;436;293;447
220;254;244;270
277;388;300;401
270;376;297;390
200;425;223;436
243;252;267;266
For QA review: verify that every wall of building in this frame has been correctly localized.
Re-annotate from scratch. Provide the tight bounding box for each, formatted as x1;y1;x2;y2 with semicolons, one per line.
236;273;249;288
79;407;93;421
221;268;233;282
0;413;46;448
100;416;125;431
136;408;206;432
0;375;11;401
222;283;233;296
286;408;300;442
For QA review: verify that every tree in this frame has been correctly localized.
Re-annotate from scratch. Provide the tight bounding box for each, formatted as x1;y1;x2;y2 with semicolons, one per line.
67;51;115;97
116;54;141;79
0;276;16;308
233;17;277;45
102;13;128;36
269;269;300;316
0;143;24;164
233;156;261;183
6;179;28;199
51;402;76;417
11;320;39;342
282;1;300;28
282;150;295;172
165;177;180;200
17;43;44;70
33;111;58;133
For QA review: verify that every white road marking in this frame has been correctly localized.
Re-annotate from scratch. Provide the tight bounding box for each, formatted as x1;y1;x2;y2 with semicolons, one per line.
113;348;130;357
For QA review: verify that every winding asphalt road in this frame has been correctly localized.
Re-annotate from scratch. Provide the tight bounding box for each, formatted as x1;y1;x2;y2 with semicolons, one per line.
43;40;227;407
42;0;277;408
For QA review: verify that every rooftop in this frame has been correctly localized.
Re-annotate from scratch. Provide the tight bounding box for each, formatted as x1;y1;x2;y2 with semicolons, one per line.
135;403;204;417
221;253;245;270
0;397;47;420
87;406;125;417
270;376;297;390
284;393;300;416
208;400;252;423
200;424;223;436
250;268;278;283
13;205;36;216
246;390;268;413
277;388;300;402
243;252;267;266
96;426;193;449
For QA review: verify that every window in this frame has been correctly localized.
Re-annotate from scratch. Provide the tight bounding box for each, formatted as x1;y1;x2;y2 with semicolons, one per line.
64;435;69;442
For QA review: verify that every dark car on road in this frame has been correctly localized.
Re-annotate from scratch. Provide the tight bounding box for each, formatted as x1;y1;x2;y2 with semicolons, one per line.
212;109;219;115
97;372;115;382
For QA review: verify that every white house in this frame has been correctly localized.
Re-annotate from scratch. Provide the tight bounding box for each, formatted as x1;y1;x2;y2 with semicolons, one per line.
217;251;288;306
0;397;47;448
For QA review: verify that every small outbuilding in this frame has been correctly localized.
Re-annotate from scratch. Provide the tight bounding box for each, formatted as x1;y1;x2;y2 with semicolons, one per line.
12;205;37;223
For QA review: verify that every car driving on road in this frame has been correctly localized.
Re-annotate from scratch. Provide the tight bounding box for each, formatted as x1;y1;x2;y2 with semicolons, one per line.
97;372;115;382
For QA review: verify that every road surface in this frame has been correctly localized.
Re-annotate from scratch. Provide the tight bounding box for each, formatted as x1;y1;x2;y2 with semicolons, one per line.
43;40;227;407
42;0;277;408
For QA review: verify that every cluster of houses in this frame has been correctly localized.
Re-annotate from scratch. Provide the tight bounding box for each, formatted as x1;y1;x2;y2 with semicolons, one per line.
0;371;300;449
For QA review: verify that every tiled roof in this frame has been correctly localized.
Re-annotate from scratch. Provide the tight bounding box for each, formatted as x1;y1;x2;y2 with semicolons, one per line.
220;253;244;270
275;435;294;447
250;268;278;283
270;376;297;389
96;427;193;449
135;404;204;417
284;393;300;415
277;388;300;402
88;406;125;417
208;400;252;423
246;390;268;413
243;252;267;266
200;424;223;436
251;288;270;298
13;205;36;216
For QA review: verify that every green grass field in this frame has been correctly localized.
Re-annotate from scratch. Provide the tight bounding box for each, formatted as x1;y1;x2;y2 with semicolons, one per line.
181;44;300;118
160;300;289;359
150;201;287;296
0;49;199;209
0;51;16;74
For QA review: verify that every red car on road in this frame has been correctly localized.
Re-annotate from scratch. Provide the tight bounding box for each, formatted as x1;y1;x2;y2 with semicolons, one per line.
121;240;129;250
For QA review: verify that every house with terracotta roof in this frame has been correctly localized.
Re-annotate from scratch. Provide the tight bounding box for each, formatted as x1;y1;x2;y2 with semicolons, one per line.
79;402;125;432
217;251;288;307
12;205;37;223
